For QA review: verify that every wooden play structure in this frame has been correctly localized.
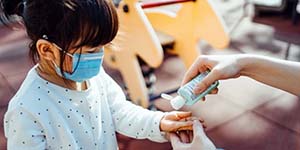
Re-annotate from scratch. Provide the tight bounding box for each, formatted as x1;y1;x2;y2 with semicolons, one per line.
104;0;230;108
143;0;230;68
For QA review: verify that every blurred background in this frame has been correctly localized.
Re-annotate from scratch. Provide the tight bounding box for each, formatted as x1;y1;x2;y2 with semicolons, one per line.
1;0;300;149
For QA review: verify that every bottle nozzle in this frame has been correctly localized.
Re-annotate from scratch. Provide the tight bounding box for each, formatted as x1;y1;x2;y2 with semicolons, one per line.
170;96;186;110
161;93;186;110
161;93;174;100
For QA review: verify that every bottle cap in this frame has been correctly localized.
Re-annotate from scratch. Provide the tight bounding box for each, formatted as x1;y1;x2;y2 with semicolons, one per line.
170;96;186;110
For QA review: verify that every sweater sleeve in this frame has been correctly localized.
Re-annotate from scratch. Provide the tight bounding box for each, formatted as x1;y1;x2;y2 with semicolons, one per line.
4;107;46;150
102;70;168;143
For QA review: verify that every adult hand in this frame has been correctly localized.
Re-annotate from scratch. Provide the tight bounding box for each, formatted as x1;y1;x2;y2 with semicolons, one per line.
170;120;216;150
182;55;245;95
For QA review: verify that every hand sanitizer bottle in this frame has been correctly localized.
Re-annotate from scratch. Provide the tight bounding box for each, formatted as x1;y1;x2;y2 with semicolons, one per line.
161;71;219;110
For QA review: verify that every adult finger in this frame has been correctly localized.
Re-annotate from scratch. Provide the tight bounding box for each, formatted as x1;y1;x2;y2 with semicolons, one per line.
188;130;193;142
209;88;219;94
165;132;171;141
181;57;208;86
170;133;182;146
179;131;190;143
194;69;220;95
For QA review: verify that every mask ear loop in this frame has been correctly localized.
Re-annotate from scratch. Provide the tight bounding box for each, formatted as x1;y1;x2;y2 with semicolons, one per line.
50;41;81;75
42;34;84;76
70;48;82;74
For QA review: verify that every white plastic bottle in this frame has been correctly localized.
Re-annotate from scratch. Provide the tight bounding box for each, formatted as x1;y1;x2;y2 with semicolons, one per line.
162;71;219;110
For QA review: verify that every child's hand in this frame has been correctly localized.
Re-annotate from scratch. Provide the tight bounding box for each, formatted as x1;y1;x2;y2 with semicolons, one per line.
177;116;206;131
160;111;205;132
169;120;216;150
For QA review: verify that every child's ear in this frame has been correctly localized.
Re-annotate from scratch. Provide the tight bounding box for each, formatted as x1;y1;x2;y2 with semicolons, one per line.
36;39;57;61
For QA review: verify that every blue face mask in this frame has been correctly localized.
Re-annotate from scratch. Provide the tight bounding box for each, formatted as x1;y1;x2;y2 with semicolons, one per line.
53;46;104;83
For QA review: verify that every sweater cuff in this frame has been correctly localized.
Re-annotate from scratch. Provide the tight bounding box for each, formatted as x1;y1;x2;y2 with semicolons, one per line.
150;111;168;143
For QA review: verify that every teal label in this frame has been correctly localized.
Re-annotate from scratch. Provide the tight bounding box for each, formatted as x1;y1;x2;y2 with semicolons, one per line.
178;71;218;106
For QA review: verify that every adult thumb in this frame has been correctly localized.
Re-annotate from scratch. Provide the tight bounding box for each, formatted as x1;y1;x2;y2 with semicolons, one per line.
170;133;182;146
193;120;208;141
194;70;219;95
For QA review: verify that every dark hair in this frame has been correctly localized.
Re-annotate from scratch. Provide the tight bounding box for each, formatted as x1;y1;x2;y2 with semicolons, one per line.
0;0;118;68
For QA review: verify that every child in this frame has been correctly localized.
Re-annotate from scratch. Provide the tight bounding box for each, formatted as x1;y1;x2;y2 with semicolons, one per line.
0;0;198;149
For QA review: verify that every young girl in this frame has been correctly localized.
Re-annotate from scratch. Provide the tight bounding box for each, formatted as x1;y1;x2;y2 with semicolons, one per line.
0;0;198;149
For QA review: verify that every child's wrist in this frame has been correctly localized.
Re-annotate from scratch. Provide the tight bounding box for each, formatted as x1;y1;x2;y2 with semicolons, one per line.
159;114;166;131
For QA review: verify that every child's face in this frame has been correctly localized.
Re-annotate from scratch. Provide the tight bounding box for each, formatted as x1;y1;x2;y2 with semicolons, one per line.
37;39;103;74
53;44;104;74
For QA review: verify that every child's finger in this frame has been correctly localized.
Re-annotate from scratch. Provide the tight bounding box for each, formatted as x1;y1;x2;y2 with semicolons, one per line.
175;111;192;120
178;117;205;127
179;116;204;122
171;121;193;131
177;122;206;131
177;126;193;131
165;111;192;121
178;116;194;122
177;125;206;131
